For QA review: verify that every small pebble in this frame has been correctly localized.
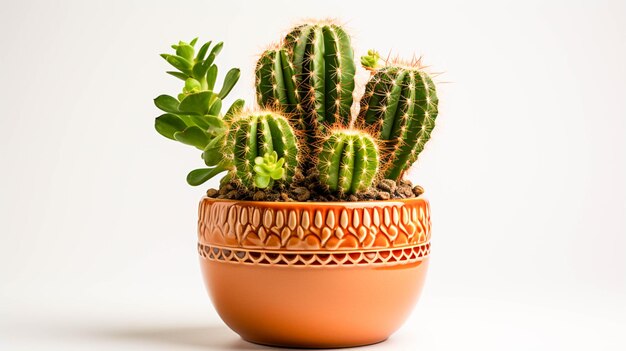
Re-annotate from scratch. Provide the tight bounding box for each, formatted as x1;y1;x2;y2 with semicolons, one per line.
218;184;234;195
412;185;424;196
206;188;218;197
378;179;397;194
293;187;311;201
377;191;391;200
252;190;266;201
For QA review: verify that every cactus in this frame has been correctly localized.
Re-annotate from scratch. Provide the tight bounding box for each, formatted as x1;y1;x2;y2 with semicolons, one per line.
276;22;356;140
254;48;306;131
223;111;299;188
356;57;438;181
317;130;379;194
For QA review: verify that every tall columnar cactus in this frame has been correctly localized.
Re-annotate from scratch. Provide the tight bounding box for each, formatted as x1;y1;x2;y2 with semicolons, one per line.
223;111;299;188
280;22;356;139
357;58;439;181
317;130;379;194
254;48;305;131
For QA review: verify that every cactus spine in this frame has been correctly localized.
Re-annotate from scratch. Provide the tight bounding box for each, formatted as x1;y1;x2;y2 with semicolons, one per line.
281;22;356;138
357;65;438;180
223;111;299;188
317;130;379;194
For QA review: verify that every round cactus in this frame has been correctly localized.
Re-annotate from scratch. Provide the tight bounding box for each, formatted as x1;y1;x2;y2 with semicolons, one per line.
282;22;356;138
317;130;379;194
357;62;438;180
223;111;299;188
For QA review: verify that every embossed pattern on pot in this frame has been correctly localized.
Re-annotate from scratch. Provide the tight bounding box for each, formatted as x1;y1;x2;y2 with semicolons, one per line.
198;242;430;266
198;198;431;250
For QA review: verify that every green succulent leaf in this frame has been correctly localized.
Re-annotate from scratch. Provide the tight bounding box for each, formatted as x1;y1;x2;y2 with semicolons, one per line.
206;65;218;91
205;115;226;135
155;113;188;140
154;94;180;113
270;168;284;179
205;42;223;68
208;97;222;116
166;71;188;80
202;134;225;166
178;91;213;115
186;165;226;186
188;115;210;130
176;43;194;62
196;41;212;61
184;78;202;94
254;175;271;189
173;126;210;149
189;37;198;47
162;54;192;75
218;68;240;99
192;61;209;80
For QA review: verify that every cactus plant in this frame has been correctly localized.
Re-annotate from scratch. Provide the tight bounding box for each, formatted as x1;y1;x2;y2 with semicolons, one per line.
356;54;439;181
223;111;299;188
257;22;355;142
317;130;379;194
155;25;441;199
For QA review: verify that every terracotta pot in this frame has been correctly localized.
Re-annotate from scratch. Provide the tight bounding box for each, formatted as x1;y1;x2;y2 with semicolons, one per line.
198;197;431;348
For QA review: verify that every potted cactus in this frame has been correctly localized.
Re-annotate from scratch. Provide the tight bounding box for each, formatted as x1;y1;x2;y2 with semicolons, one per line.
154;21;439;348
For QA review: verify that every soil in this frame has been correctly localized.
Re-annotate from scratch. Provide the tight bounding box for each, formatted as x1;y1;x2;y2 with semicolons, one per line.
205;170;424;202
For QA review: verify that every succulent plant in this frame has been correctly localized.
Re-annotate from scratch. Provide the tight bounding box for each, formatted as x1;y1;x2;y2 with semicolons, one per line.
222;111;299;188
255;22;355;144
253;151;286;189
356;54;439;181
317;130;379;194
153;38;246;186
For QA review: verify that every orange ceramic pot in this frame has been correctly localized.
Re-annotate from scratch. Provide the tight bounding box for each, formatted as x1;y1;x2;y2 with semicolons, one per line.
198;198;431;348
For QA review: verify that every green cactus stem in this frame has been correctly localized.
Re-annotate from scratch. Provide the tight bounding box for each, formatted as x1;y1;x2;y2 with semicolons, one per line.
223;111;299;188
317;130;379;194
282;22;356;139
357;60;438;180
254;48;305;131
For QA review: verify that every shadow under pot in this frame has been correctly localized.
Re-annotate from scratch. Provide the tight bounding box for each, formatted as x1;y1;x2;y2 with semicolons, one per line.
197;197;431;348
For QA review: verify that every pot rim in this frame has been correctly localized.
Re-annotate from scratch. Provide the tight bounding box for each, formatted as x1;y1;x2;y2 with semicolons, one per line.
200;196;428;208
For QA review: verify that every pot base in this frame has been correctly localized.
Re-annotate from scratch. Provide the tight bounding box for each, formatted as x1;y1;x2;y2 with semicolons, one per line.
242;336;388;349
201;258;429;348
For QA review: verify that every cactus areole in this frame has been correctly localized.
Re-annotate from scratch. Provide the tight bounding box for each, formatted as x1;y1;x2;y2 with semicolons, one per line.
154;21;440;200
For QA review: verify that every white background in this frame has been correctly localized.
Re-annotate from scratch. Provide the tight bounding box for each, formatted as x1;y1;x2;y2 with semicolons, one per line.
1;0;625;350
